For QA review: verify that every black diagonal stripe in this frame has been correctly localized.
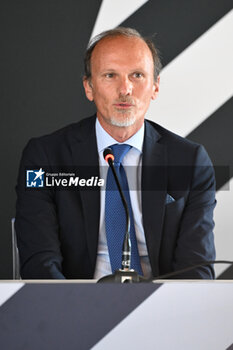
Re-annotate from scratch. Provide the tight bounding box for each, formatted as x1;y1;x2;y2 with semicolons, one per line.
186;97;233;190
217;265;233;280
0;283;161;350
226;343;233;350
122;0;232;67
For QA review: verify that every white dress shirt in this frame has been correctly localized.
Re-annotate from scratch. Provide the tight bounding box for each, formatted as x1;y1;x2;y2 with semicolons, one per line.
94;118;153;279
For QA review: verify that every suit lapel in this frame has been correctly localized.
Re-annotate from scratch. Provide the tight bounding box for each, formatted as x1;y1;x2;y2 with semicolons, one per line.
69;116;100;271
142;121;167;277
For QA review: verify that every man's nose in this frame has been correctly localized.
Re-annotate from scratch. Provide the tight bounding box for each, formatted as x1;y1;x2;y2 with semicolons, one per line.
118;76;133;96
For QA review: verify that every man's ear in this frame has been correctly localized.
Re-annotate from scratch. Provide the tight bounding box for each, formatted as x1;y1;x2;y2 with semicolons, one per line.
83;77;94;101
151;76;160;100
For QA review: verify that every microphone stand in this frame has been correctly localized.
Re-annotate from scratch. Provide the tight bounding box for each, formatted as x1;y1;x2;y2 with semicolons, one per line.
98;148;150;283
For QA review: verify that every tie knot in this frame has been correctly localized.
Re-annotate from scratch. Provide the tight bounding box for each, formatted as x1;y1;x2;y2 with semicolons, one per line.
111;144;131;165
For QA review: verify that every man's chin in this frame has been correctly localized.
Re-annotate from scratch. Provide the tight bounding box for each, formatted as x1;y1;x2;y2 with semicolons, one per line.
109;115;136;127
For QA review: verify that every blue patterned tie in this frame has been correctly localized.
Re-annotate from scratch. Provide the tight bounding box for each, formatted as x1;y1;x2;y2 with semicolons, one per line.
105;144;143;275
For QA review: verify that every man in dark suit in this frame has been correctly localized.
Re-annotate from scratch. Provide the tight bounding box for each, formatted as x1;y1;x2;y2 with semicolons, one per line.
15;27;216;279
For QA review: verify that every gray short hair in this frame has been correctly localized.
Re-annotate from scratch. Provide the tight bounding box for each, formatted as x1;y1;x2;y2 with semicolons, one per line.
84;27;162;81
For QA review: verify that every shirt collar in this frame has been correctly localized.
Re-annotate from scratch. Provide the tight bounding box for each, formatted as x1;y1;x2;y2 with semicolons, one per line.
95;117;145;154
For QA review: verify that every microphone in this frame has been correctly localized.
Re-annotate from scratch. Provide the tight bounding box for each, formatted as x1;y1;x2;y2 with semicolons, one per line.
98;148;149;283
103;148;131;271
153;260;233;280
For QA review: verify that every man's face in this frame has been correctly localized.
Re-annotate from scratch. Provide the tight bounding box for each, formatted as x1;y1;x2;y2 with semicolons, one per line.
83;35;159;134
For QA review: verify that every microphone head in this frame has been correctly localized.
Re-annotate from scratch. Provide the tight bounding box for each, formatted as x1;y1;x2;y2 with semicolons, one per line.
103;148;114;164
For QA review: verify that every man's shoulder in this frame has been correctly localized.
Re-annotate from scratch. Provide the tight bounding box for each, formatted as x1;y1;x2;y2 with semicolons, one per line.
25;115;96;148
145;119;201;150
145;119;211;165
20;115;96;165
34;115;95;143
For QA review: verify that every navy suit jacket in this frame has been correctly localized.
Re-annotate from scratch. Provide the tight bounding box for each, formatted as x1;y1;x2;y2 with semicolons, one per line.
15;115;216;279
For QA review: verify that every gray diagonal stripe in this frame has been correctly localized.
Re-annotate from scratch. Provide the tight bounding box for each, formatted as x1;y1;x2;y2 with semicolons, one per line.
187;97;233;190
93;283;233;350
0;283;161;350
122;0;232;67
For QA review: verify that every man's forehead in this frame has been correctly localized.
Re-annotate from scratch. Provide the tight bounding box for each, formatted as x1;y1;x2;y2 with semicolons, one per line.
91;35;153;67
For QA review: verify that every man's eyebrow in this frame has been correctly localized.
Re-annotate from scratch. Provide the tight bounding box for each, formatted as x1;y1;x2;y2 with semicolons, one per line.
101;68;117;72
101;67;147;72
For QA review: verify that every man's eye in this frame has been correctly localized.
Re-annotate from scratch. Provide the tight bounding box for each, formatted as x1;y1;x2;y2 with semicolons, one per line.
133;72;143;78
105;73;114;78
